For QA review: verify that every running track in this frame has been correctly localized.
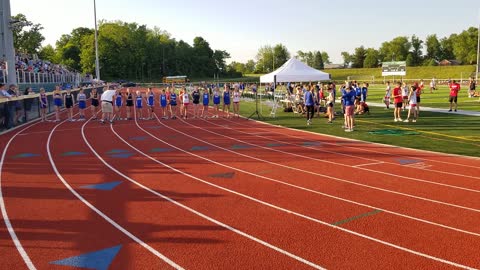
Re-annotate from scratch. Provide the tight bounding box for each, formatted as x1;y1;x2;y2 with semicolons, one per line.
1;95;479;269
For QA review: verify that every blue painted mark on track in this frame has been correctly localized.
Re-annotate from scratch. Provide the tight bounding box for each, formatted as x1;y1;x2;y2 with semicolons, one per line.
50;245;122;270
266;143;285;148
231;144;253;150
303;142;322;147
150;148;172;153
191;146;210;151
12;153;40;159
109;153;134;159
130;136;148;141
397;159;422;165
209;172;235;179
61;151;87;157
81;181;123;191
106;149;130;154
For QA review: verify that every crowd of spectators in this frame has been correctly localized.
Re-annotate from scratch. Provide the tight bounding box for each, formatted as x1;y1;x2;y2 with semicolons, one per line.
0;53;77;76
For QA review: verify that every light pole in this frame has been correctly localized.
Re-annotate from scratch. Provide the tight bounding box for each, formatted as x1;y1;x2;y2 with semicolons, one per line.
93;0;100;81
476;10;479;82
1;0;17;85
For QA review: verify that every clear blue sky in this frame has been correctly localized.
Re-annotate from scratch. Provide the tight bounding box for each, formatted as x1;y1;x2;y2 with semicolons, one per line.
11;0;480;63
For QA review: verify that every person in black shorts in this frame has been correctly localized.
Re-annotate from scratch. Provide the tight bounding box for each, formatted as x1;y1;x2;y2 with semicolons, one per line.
64;88;75;121
90;88;99;119
468;77;476;98
192;86;201;118
126;88;134;120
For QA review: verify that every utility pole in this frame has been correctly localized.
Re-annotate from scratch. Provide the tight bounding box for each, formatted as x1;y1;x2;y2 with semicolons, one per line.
476;9;480;82
1;0;17;85
93;0;100;80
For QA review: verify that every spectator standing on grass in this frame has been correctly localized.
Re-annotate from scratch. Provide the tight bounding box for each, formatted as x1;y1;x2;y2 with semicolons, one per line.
430;78;436;93
448;80;461;112
414;82;422;118
401;82;409;111
326;88;334;124
468;77;476;98
384;81;391;109
393;82;403;122
343;86;356;132
304;85;315;126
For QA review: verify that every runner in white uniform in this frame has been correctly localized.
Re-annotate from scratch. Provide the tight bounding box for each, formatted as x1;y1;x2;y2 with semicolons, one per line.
404;85;418;123
182;90;190;119
384;81;391;109
232;88;241;118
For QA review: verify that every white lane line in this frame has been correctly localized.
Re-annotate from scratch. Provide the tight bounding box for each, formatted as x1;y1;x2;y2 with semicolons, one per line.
0;124;39;270
46;118;184;269
200;119;480;196
115;115;476;269
147;116;480;237
81;119;325;269
232;118;480;171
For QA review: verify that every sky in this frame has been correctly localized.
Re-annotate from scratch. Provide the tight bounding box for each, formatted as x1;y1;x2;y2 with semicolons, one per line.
10;0;480;64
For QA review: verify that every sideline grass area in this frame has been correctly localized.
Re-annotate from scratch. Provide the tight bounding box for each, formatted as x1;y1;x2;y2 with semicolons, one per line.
238;99;480;158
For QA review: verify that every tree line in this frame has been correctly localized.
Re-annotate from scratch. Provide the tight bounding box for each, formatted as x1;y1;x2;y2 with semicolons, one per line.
12;14;235;81
341;27;479;68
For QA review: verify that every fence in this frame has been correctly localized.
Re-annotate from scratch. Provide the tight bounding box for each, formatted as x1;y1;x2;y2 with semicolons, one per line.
0;86;101;134
0;69;83;85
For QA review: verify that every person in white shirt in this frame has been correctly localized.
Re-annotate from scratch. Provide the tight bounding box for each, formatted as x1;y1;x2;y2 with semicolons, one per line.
384;81;391;109
100;85;117;124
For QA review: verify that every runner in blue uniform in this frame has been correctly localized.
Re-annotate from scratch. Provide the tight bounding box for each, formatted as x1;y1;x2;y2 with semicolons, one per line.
78;88;87;121
201;88;210;118
146;88;155;120
53;86;63;122
39;88;48;122
212;87;221;118
115;89;124;120
169;88;178;119
159;89;168;119
136;91;144;120
223;85;231;118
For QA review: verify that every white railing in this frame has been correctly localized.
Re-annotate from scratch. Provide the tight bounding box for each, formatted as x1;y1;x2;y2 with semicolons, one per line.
0;69;82;85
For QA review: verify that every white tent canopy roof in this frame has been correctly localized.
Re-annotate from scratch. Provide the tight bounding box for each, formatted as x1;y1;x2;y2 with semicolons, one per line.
260;58;331;83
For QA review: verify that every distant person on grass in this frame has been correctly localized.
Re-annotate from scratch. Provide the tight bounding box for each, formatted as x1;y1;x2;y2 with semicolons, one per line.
448;80;461;112
468;77;476;98
393;82;403;122
401;82;409;111
430;78;437;93
343;86;356;132
304;85;315;126
384;81;391;109
414;82;422;117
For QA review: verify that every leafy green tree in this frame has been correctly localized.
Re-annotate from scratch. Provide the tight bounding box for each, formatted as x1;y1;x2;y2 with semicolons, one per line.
245;60;256;74
409;35;423;66
341;51;352;67
363;48;379;68
312;51;324;70
425;34;442;61
38;45;56;63
11;14;45;54
452;27;478;64
321;52;331;64
352;46;366;68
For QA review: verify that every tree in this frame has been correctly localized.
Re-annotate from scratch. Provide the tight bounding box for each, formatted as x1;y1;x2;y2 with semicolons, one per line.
379;36;411;62
38;45;56;63
409;35;423;66
452;27;478;64
312;51;324;70
213;50;230;73
341;52;353;67
440;36;455;60
273;44;290;69
245;60;256;74
11;14;45;54
321;52;331;64
256;45;274;73
425;34;442;61
352;46;367;68
363;48;379;68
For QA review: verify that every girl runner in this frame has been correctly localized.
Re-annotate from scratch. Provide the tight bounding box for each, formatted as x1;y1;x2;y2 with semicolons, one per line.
159;89;168;119
179;87;185;118
126;88;134;120
404;86;418;123
181;87;191;119
90;88;99;119
201;88;210;118
232;87;241;118
326;88;334;124
169;89;178;119
39;88;48;122
223;86;231;118
115;89;124;120
192;86;201;118
53;86;63;122
402;82;409;111
384;81;391;109
78;88;87;121
213;87;221;118
146;88;155;120
135;91;144;120
64;88;75;122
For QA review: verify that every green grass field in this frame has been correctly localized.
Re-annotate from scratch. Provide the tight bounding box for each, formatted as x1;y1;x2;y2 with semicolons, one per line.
238;97;480;158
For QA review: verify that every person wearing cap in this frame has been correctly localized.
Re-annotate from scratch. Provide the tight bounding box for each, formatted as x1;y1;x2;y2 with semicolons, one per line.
100;85;117;124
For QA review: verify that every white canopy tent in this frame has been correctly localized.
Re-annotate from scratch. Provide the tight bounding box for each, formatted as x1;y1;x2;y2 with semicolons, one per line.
258;58;330;118
260;57;330;83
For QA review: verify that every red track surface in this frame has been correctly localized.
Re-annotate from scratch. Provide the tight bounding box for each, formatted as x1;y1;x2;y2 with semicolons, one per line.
1;98;479;269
